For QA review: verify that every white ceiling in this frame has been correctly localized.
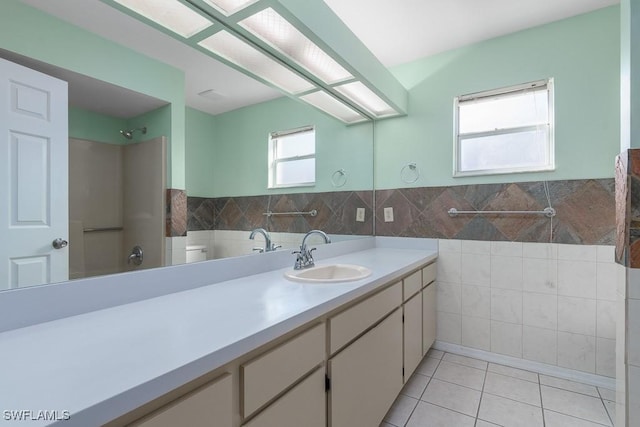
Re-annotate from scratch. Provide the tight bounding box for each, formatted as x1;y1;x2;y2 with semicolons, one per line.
323;0;619;67
18;0;619;118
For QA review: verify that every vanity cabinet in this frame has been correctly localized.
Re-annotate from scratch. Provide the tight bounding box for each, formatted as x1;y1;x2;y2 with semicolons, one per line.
328;308;403;427
130;373;232;427
403;290;423;379
118;259;437;427
422;263;437;354
241;323;325;419
243;368;325;427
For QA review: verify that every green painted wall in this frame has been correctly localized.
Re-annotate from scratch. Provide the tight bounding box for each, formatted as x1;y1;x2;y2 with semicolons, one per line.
0;0;186;189
206;97;373;198
186;108;218;198
375;6;620;189
68;107;127;145
128;105;172;143
621;0;640;150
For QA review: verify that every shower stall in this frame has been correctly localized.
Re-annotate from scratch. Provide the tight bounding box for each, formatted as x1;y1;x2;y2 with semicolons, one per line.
68;134;166;279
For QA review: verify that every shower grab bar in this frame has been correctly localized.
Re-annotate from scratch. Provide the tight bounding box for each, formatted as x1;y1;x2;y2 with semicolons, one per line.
263;210;318;217
83;227;124;233
448;207;556;218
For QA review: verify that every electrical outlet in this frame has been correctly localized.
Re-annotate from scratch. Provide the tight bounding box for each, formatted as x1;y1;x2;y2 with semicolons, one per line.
356;207;365;222
384;207;394;222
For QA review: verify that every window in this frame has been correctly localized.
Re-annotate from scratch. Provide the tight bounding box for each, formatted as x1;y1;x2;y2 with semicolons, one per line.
454;79;554;177
268;126;315;188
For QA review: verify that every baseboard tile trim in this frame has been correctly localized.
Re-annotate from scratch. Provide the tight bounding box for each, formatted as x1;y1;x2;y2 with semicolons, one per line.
433;341;616;390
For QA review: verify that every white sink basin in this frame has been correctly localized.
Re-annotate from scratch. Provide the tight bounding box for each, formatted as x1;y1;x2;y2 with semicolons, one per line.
284;264;372;283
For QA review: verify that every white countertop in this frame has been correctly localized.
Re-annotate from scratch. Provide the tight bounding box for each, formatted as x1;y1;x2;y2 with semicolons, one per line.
0;245;436;426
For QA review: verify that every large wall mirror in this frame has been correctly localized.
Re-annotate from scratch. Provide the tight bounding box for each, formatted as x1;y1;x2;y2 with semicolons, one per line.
0;1;374;291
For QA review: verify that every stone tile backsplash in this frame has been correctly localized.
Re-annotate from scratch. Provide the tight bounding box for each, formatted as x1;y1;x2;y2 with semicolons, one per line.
187;190;373;236
183;179;614;245
375;179;615;245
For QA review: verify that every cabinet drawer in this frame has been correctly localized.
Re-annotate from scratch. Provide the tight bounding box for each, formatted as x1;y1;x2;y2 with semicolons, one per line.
403;270;422;301
131;373;232;427
422;263;436;287
244;368;325;427
330;282;401;355
242;323;324;418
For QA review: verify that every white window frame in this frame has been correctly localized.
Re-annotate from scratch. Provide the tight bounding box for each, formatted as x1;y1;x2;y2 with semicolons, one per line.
268;125;316;189
453;78;555;177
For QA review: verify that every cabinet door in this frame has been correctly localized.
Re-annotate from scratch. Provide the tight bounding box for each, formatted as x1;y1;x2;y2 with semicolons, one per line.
328;309;403;427
242;323;324;418
244;368;325;427
423;282;437;354
131;374;232;427
404;291;422;380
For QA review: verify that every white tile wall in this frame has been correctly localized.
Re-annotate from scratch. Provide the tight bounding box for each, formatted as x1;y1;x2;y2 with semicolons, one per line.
436;239;621;378
183;230;337;261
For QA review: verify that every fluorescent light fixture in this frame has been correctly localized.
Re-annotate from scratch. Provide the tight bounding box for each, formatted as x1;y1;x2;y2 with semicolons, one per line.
199;30;315;94
334;81;396;117
113;0;212;38
202;0;258;16
240;8;353;85
299;91;366;124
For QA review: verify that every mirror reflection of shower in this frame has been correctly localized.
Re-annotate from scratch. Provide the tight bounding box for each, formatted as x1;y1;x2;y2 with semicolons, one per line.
119;126;147;140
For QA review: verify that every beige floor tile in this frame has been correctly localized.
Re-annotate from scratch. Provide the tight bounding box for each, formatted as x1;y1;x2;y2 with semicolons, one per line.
401;373;431;399
603;400;615;425
488;363;539;383
442;353;488;370
426;348;444;360
598;387;615;401
433;361;486;391
540;375;599;397
416;356;440;376
541;386;611;426
421;378;481;416
544;409;612;427
478;393;544;427
379;423;397;427
406;401;475;427
484;372;541;406
384;395;419;427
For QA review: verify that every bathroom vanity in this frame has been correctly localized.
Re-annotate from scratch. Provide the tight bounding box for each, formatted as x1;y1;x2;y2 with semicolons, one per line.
0;238;437;427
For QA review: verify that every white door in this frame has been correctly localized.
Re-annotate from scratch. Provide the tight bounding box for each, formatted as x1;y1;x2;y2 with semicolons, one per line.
0;58;68;289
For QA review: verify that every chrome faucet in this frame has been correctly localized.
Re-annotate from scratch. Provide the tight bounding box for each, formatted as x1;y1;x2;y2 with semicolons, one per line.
249;228;281;253
292;230;331;270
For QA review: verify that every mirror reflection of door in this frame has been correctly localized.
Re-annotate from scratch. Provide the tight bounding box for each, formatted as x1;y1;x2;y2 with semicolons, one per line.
1;56;167;286
0;57;69;289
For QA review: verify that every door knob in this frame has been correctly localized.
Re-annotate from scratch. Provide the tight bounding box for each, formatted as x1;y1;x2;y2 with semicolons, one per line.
52;238;68;249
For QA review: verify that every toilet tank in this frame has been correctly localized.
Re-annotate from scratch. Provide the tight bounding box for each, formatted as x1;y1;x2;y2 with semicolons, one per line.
186;245;207;263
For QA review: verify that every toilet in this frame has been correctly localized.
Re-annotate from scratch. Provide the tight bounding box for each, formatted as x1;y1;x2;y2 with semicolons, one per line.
186;245;207;263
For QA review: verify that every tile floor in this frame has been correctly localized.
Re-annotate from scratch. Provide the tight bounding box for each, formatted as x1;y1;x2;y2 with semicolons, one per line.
382;350;616;427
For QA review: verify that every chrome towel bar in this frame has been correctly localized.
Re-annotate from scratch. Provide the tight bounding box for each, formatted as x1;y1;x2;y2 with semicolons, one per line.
263;210;318;217
448;207;556;218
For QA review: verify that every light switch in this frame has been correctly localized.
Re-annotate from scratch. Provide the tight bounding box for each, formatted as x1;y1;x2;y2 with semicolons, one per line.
356;207;365;222
384;207;394;222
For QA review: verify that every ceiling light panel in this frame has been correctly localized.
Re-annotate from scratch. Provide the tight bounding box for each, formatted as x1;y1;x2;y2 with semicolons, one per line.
240;8;353;85
113;0;212;38
334;81;396;117
199;31;315;94
202;0;258;16
299;91;366;124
